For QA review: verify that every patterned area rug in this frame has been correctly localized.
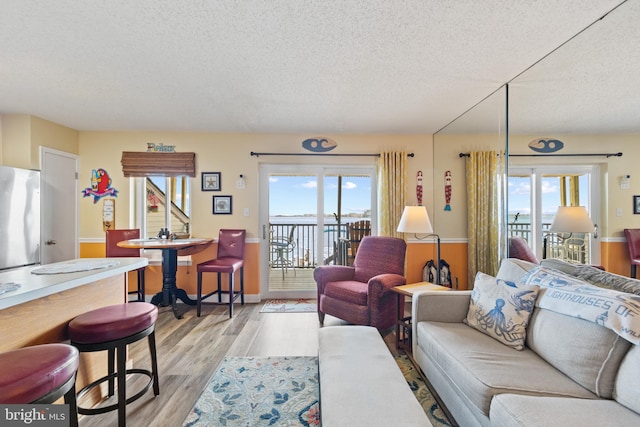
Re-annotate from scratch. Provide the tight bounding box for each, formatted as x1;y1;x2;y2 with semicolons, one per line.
183;355;452;427
183;356;320;426
260;299;317;313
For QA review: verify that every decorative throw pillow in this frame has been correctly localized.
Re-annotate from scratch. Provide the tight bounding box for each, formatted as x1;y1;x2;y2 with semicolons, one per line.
465;272;540;350
573;264;640;296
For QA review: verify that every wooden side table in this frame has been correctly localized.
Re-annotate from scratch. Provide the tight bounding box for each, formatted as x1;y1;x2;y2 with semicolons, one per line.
391;282;451;352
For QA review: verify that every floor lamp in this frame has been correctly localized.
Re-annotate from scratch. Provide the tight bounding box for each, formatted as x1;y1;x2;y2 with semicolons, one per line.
397;206;441;284
548;206;595;262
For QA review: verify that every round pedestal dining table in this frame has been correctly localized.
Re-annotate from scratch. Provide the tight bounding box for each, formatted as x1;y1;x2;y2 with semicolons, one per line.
117;237;213;319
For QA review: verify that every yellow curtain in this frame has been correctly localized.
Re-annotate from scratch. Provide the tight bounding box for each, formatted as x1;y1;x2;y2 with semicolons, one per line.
377;151;408;237
465;150;505;285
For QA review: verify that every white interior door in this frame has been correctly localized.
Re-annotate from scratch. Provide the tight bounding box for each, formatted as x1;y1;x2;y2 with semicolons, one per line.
40;147;78;264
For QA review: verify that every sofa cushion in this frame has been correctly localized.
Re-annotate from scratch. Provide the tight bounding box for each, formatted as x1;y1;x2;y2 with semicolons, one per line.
465;272;540;350
490;394;640;426
415;321;597;416
539;258;579;275
324;280;368;306
526;308;631;398
573;264;640;295
615;343;640;414
496;258;539;283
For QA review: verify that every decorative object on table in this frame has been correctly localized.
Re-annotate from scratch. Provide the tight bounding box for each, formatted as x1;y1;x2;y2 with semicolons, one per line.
212;195;232;214
260;299;317;313
201;172;221;191
416;170;423;205
0;282;21;295
397;205;442;284
182;355;451;427
634;195;640;214
444;170;452;211
301;137;337;152
423;258;452;286
528;138;564;153
31;259;120;274
81;168;118;203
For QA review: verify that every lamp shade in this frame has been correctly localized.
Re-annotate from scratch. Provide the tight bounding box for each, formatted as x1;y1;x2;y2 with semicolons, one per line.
549;206;594;233
397;206;434;234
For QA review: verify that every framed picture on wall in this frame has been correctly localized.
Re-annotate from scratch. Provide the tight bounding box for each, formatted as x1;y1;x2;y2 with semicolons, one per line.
213;195;232;214
634;195;640;215
201;172;221;191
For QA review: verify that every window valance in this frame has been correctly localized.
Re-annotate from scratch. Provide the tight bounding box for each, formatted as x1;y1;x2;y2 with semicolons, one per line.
121;152;196;177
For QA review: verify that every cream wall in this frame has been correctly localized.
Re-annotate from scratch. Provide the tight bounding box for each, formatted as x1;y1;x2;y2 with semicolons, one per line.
78;131;433;240
0;114;79;169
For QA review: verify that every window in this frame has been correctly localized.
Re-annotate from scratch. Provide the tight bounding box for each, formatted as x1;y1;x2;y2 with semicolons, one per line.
134;176;191;239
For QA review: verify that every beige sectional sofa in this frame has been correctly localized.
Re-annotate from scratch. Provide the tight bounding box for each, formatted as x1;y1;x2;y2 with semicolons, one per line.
412;258;640;426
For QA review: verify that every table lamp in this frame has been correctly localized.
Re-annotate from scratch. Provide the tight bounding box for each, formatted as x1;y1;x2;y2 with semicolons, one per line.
397;206;441;284
549;206;595;235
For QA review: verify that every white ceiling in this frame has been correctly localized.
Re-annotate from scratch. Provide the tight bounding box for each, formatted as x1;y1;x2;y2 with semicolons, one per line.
0;0;635;134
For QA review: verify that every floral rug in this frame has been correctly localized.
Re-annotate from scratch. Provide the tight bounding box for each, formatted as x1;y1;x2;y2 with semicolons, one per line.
260;299;317;313
183;355;451;427
183;356;320;426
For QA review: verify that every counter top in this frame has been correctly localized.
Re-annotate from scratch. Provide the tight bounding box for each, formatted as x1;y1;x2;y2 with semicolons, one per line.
0;257;148;310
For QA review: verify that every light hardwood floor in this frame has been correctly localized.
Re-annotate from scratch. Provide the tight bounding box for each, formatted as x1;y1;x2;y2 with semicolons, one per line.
77;301;401;427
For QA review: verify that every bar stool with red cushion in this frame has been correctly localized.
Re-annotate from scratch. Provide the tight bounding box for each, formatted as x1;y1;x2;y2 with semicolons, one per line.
0;343;79;427
68;302;159;427
196;229;246;318
106;229;146;302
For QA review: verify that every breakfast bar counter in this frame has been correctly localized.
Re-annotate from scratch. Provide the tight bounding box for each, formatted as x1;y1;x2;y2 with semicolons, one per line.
0;257;148;405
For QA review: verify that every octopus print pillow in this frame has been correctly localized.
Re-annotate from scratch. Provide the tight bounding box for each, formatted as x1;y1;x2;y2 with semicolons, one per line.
465;272;540;350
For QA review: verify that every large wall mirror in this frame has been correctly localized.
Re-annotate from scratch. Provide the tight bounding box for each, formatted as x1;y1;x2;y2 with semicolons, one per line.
508;0;640;271
434;0;640;282
433;87;508;287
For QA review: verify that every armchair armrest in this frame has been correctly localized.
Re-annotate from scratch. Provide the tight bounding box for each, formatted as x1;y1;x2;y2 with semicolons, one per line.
412;291;472;324
367;273;406;295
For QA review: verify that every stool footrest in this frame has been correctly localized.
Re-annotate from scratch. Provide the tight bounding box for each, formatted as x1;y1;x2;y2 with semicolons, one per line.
77;369;156;415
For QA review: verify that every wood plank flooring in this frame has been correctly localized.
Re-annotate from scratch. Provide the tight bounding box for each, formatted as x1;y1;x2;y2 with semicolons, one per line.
77;301;401;427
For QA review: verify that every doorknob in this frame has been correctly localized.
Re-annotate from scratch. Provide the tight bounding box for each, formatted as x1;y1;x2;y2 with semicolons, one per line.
45;240;57;245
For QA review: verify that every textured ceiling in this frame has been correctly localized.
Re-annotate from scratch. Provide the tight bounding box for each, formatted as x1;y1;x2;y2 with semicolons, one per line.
0;0;633;134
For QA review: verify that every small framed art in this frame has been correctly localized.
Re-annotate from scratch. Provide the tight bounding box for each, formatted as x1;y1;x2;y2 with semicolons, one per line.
201;172;221;191
213;195;232;214
634;195;640;215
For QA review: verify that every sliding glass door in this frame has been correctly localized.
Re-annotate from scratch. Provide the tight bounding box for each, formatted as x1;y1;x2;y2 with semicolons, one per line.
259;164;376;299
508;165;599;264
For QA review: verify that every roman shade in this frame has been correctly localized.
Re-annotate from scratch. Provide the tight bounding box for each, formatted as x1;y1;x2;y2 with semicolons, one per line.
121;152;196;177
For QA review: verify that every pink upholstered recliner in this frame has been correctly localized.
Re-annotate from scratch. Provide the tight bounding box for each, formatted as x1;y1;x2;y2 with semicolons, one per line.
314;236;407;330
508;236;539;264
624;228;640;278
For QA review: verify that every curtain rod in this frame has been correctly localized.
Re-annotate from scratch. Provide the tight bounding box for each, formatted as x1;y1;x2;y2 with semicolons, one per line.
458;152;622;158
251;151;414;158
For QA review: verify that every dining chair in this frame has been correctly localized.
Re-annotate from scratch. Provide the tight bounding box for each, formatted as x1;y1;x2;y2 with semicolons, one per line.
624;228;640;278
196;229;246;318
106;229;146;302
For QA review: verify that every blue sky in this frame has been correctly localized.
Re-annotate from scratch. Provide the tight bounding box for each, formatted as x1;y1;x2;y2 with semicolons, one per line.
508;175;588;217
269;175;371;217
267;173;588;218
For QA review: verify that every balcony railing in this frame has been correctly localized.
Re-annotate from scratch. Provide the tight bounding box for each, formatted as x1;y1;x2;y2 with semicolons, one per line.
268;222;357;269
508;221;588;264
268;221;589;270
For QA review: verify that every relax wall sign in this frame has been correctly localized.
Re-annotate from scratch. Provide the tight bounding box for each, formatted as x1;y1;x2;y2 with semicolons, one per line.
147;142;176;152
